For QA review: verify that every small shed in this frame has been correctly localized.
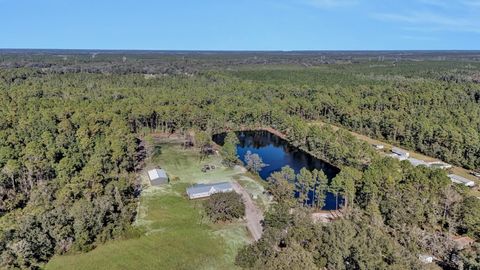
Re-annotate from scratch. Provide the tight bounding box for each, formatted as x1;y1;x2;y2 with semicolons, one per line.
419;254;435;264
448;174;475;187
148;169;168;185
186;182;234;199
373;144;384;150
392;147;410;158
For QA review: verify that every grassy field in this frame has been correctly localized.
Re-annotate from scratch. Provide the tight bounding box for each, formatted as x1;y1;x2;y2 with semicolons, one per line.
46;138;268;270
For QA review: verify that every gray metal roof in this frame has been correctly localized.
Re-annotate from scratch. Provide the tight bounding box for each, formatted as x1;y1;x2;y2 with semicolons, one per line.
448;174;475;186
407;158;428;167
187;182;233;196
392;147;409;156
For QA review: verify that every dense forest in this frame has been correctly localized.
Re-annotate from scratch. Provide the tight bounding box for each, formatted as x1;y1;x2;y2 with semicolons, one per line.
0;51;479;269
237;159;480;269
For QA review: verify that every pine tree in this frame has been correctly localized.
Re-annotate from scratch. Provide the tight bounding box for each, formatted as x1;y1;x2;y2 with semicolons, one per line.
315;170;328;209
221;132;239;167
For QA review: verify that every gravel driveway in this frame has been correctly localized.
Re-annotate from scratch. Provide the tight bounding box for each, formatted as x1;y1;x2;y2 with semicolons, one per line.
232;181;264;241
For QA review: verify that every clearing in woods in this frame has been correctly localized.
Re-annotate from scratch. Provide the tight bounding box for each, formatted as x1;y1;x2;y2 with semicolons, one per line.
46;137;269;270
309;120;480;194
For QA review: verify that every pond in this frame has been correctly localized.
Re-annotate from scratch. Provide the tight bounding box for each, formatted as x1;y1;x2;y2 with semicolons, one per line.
213;130;342;210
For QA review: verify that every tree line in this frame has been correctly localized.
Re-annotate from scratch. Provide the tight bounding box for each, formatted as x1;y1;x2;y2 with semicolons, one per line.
236;157;480;269
0;58;479;268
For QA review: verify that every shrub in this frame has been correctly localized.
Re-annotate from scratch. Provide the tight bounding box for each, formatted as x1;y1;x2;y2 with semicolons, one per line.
204;192;245;223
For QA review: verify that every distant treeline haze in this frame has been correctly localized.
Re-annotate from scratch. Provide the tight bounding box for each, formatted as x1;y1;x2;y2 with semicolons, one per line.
0;56;479;269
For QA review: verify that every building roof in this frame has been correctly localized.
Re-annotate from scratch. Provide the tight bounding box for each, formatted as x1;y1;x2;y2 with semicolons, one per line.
392;147;409;156
448;174;475;187
419;254;435;264
388;153;407;161
148;168;167;180
428;161;452;169
187;182;233;196
407;157;429;167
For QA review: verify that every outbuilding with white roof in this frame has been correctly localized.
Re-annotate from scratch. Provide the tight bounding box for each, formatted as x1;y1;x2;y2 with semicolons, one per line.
148;168;169;185
448;174;475;187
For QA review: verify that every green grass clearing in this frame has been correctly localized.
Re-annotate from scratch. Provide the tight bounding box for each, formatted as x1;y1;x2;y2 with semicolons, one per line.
46;139;268;270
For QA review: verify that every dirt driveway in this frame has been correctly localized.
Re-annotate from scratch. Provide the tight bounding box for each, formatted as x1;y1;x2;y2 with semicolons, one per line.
232;181;264;241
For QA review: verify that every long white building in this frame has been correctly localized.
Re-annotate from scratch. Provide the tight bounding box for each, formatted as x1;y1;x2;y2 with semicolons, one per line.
448;174;475;187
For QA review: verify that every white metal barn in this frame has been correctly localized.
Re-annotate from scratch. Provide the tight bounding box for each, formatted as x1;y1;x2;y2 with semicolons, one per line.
448;174;475;187
148;168;168;185
186;182;234;199
427;161;452;170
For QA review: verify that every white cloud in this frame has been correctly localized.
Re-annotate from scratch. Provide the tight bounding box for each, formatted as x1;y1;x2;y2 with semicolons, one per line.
373;11;480;33
306;0;359;8
418;0;451;8
400;35;439;41
462;0;480;7
417;0;480;8
374;12;464;26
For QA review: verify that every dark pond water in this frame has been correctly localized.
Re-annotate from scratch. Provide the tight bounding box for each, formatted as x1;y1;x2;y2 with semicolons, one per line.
212;130;342;210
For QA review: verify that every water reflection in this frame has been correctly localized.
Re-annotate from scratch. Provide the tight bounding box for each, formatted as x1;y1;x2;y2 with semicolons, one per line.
213;130;342;210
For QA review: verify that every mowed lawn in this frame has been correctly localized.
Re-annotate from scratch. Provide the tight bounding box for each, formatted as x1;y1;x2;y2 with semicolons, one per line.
46;140;252;270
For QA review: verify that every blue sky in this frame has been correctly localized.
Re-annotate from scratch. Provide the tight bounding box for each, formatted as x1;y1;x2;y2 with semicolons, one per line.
0;0;479;50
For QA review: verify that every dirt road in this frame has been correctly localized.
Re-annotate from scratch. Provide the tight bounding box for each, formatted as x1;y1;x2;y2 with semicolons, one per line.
232;181;264;241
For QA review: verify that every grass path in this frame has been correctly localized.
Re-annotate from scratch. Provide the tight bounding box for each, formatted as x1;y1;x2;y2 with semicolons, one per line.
46;184;242;270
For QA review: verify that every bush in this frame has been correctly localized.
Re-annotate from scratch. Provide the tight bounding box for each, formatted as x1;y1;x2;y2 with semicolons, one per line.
204;192;245;223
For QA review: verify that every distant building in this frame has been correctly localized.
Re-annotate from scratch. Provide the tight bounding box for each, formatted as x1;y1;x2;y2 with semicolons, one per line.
186;182;234;199
448;174;475;187
392;147;410;158
388;153;407;161
373;144;384;150
407;158;429;167
419;254;435;264
148;169;168;185
428;161;452;170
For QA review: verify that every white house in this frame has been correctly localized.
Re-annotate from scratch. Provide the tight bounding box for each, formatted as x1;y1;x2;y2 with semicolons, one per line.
448;174;475;187
186;182;234;199
407;157;429;167
428;161;452;170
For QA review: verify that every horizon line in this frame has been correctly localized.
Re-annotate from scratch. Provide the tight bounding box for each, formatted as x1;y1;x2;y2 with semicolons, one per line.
1;48;480;53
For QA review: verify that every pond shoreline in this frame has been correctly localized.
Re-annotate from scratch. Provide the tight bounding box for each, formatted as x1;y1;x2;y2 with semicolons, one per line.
215;126;340;171
213;129;342;210
220;126;288;140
